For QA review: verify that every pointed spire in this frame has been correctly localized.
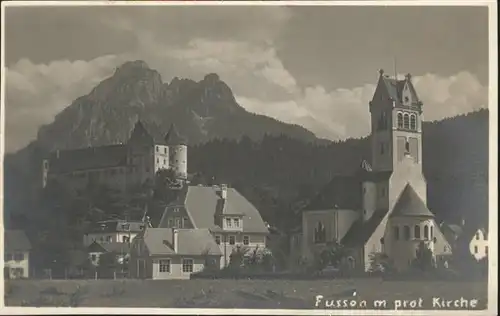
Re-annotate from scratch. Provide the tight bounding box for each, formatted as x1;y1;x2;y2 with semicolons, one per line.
165;123;187;146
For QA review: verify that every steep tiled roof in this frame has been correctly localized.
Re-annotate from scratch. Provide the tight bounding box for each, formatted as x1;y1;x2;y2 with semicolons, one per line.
159;186;268;233
87;241;130;253
303;169;391;212
142;228;222;256
390;184;434;218
86;220;146;234
4;230;31;252
165;123;188;146
48;144;128;174
342;209;388;247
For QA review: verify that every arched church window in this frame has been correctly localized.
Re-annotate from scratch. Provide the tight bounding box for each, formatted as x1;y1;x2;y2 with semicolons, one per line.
397;112;404;128
424;225;429;239
380;238;385;245
394;226;400;240
414;225;421;239
404;225;410;240
410;114;417;130
405;141;410;153
314;222;326;244
430;226;434;239
403;113;410;129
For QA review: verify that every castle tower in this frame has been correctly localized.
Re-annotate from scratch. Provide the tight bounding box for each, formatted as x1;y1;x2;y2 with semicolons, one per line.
165;123;188;180
369;70;423;174
127;120;155;186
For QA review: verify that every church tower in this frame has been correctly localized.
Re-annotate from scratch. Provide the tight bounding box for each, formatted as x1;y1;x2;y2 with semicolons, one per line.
369;70;423;174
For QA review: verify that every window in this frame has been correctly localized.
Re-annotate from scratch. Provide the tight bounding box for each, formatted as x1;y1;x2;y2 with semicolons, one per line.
122;224;130;230
424;225;429;239
215;235;221;245
243;236;250;245
13;253;23;261
475;232;480;240
403;113;410;129
474;246;478;254
404;96;409;103
414;225;421;239
405;141;410;153
226;218;232;228
410;114;417;130
183;217;189;228
485;246;488;255
404;225;410;241
164;148;167;154
314;222;326;244
397;112;404;128
175;218;181;228
394;226;400;240
380;238;385;245
168;219;173;228
234;218;240;227
173;208;179;213
430;226;434;239
182;259;194;273
157;158;159;163
123;236;130;243
91;254;97;261
156;146;159;152
229;235;236;245
159;259;171;273
106;236;112;243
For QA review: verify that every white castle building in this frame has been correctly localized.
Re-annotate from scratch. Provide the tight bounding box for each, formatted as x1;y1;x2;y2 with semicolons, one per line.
42;121;188;194
295;70;453;272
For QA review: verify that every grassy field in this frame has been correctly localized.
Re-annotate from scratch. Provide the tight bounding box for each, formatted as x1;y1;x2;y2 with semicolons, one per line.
4;278;488;310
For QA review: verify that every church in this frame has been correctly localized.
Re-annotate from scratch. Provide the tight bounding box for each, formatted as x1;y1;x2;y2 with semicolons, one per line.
296;70;453;272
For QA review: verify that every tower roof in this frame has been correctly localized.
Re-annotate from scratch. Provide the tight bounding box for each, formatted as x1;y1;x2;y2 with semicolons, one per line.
378;71;421;105
165;123;187;146
390;183;434;218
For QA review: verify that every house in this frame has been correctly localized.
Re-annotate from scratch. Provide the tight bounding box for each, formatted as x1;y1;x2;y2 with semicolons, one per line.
4;230;31;279
129;228;222;279
157;184;270;268
296;70;452;272
469;228;488;261
83;219;146;247
42;120;187;192
87;241;131;266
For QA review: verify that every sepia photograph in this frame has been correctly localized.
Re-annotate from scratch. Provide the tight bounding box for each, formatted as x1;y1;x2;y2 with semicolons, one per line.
1;1;497;314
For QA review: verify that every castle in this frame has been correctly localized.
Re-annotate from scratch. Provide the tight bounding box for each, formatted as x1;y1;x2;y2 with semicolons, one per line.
42;121;188;194
294;70;453;272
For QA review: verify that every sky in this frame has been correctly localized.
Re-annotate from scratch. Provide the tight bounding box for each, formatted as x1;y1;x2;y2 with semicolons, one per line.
3;4;490;153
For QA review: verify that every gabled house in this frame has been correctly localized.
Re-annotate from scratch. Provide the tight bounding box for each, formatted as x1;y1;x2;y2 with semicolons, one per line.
83;219;146;247
87;241;131;266
158;184;269;267
469;227;488;261
129;228;222;279
4;230;32;279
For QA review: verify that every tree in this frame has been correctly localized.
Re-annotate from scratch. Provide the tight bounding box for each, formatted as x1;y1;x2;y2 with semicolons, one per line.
320;240;348;268
368;252;395;273
228;246;248;271
412;241;435;271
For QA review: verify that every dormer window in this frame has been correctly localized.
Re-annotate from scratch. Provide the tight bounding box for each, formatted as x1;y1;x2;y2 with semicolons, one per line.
234;218;240;227
226;218;232;228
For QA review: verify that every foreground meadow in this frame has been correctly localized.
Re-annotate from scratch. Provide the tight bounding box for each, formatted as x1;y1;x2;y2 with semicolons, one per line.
4;278;488;310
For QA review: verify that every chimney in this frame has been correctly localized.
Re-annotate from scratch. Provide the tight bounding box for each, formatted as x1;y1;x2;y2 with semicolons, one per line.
220;184;227;200
173;229;179;253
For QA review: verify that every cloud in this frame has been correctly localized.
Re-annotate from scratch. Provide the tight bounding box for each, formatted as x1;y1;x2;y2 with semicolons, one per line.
4;37;488;153
4;55;125;152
